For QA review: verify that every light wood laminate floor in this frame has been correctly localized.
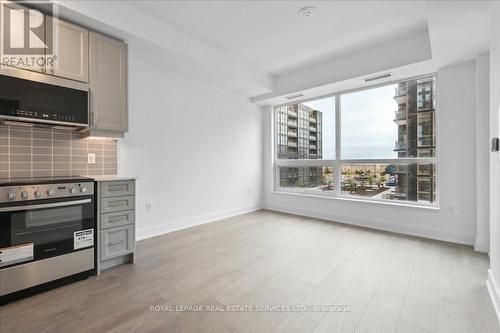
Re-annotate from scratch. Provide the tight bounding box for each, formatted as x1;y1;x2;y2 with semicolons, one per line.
1;210;498;333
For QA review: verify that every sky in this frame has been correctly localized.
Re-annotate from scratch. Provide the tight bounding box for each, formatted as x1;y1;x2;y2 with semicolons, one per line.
303;84;398;160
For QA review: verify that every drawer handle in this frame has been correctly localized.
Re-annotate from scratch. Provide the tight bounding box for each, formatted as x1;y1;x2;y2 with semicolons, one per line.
108;240;124;246
108;200;127;207
108;215;127;223
109;186;127;192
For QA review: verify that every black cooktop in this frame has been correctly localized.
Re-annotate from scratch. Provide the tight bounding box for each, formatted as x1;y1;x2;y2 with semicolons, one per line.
0;176;94;186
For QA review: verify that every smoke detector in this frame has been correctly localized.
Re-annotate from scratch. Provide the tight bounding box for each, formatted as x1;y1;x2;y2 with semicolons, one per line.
298;6;316;19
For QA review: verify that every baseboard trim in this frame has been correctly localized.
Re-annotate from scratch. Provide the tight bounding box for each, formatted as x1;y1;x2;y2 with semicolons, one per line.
136;203;264;241
264;204;473;245
487;269;500;324
474;240;490;253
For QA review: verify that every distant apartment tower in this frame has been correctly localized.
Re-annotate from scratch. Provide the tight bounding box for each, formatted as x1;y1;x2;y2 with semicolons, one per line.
393;76;436;202
276;104;323;188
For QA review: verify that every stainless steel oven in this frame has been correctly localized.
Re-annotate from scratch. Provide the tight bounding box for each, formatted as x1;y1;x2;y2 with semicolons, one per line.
0;178;95;299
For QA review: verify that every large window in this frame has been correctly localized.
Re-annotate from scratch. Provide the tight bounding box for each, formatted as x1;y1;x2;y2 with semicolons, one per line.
274;76;437;206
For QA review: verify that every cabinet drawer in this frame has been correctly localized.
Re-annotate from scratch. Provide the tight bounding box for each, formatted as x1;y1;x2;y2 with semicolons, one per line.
101;210;135;229
100;181;135;198
100;225;134;261
100;196;134;214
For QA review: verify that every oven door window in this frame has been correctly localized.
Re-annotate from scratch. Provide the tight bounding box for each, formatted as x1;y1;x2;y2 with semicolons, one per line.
0;197;94;263
13;205;85;245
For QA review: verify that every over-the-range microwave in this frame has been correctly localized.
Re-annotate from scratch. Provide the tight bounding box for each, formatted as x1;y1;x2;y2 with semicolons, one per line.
0;72;89;128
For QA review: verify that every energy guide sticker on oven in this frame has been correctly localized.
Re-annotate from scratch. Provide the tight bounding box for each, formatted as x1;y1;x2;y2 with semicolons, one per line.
74;229;94;249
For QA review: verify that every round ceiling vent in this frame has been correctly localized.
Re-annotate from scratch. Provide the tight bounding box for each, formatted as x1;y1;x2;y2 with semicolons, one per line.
298;6;316;19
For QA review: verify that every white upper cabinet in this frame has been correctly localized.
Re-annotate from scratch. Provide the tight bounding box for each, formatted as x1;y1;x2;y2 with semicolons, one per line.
89;32;128;134
46;17;89;82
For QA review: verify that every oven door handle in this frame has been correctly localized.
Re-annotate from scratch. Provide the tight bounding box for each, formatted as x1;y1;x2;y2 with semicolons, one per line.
0;199;92;212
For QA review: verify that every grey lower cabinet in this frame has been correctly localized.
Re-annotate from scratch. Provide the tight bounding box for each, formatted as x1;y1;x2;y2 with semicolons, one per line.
100;225;134;261
96;179;136;273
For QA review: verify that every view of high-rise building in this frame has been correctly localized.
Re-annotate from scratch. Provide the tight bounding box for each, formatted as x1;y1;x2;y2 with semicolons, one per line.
276;104;326;189
341;77;436;203
393;77;436;202
275;76;436;204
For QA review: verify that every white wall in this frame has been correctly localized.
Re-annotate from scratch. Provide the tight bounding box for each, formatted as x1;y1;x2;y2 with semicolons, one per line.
475;52;490;252
264;61;477;245
118;56;264;240
487;1;500;320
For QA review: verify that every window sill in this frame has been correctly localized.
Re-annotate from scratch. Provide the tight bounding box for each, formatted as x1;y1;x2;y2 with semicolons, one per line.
271;190;440;211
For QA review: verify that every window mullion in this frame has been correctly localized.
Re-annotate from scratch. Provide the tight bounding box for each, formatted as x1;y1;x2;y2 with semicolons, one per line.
275;159;335;167
335;93;341;161
334;93;341;196
339;158;436;164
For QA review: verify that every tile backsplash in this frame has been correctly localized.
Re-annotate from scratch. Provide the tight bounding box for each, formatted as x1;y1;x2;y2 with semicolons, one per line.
0;125;117;179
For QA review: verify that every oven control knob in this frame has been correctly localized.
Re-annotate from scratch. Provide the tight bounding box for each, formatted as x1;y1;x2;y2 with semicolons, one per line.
21;191;28;199
35;190;42;198
7;192;16;200
70;188;76;194
47;189;55;196
80;187;87;193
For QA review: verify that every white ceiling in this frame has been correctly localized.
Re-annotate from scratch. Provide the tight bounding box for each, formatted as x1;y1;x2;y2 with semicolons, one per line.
131;1;429;75
55;0;492;100
426;0;492;68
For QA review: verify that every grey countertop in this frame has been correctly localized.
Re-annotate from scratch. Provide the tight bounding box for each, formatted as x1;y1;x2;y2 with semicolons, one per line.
91;175;137;182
